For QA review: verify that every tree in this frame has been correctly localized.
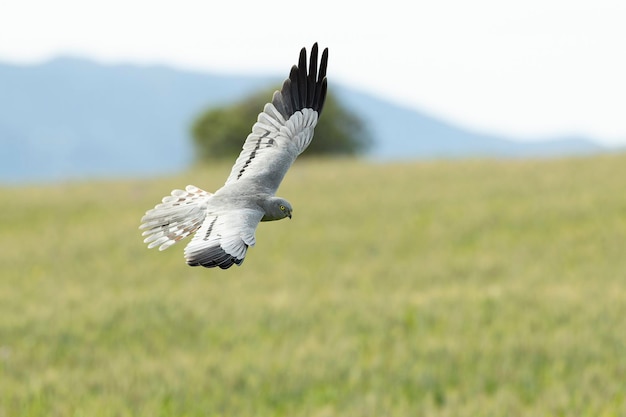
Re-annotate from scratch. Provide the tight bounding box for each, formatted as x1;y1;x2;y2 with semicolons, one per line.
191;88;371;160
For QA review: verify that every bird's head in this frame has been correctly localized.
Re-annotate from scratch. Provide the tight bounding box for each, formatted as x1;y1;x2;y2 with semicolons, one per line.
261;197;293;221
277;199;292;219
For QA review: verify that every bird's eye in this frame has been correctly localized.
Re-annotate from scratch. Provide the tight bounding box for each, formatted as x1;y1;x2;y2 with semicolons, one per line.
280;205;286;211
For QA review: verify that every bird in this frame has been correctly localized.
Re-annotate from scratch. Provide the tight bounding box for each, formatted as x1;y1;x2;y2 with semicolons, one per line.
139;44;328;269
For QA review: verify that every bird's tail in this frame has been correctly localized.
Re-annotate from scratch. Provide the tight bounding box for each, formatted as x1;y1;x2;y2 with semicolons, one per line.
139;185;213;251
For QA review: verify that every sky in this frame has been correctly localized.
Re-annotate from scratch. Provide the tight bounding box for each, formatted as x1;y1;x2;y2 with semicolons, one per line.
1;0;625;145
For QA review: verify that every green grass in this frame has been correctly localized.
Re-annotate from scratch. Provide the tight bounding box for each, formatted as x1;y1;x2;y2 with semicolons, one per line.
1;155;626;416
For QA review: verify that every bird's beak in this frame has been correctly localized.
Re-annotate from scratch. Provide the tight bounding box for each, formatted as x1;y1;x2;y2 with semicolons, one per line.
288;212;292;219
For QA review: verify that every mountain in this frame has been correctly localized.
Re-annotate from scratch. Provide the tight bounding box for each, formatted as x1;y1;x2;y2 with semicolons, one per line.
337;88;605;159
0;57;608;183
0;57;276;183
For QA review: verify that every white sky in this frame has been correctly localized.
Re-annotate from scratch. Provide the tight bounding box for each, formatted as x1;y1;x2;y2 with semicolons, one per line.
1;0;625;145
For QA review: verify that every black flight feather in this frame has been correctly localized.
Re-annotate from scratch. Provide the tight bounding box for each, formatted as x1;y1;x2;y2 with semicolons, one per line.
272;44;328;119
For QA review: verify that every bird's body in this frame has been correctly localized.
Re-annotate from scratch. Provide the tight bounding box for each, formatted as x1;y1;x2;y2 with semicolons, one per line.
140;44;328;269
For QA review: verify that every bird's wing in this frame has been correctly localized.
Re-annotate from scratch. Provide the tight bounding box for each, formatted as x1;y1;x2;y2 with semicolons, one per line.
223;43;328;193
183;207;264;269
140;185;213;251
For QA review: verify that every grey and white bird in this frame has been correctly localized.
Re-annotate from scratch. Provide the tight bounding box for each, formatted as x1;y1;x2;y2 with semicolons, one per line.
139;44;328;269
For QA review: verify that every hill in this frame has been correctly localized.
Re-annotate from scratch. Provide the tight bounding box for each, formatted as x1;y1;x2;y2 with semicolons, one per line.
0;57;274;183
1;155;625;416
339;89;606;159
0;57;607;183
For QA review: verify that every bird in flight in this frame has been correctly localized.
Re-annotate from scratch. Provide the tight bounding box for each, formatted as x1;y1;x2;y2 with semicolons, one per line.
140;44;328;269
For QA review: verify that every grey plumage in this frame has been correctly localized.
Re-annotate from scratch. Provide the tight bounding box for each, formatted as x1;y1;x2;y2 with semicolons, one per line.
140;44;328;269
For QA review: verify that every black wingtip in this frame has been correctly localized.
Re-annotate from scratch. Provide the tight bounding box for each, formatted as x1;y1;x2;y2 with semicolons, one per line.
317;78;328;116
319;47;329;81
187;253;242;269
272;44;329;119
307;44;319;107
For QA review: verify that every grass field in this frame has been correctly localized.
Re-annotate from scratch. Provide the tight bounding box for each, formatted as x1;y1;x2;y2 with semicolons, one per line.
1;155;626;416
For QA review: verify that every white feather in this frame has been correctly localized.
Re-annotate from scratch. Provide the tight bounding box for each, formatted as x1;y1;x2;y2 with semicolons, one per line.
139;185;212;251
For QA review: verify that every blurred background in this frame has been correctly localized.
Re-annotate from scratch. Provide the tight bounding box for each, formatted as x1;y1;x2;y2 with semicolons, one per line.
1;1;626;416
1;0;625;183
